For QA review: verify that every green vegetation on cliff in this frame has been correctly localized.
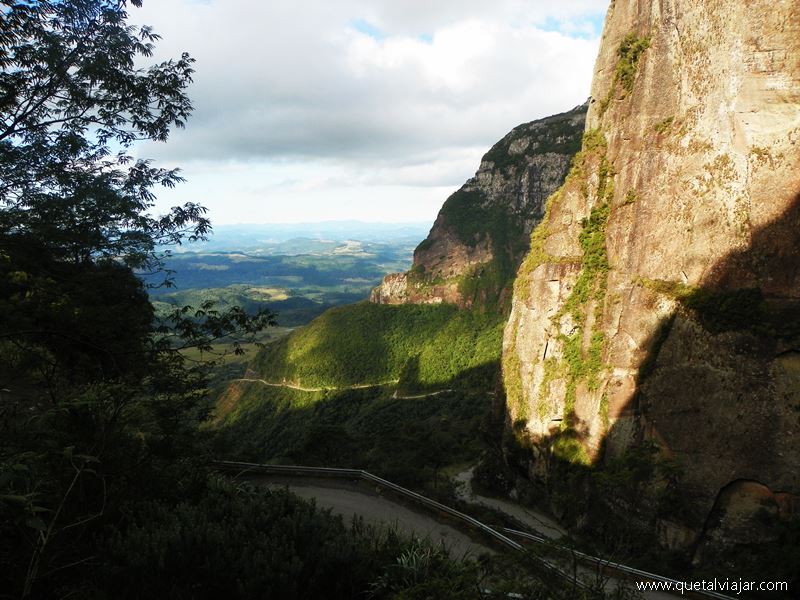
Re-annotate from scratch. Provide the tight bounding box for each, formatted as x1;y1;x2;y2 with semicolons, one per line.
615;33;652;92
483;107;586;170
599;32;651;115
402;105;586;311
550;135;613;451
507;130;614;445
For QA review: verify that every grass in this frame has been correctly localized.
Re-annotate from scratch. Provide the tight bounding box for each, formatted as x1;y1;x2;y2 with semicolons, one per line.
622;190;638;206
600;393;609;429
502;331;526;422
512;128;609;304
537;357;560;420
513;190;560;304
562;201;611;321
552;435;590;465
556;198;611;434
654;117;674;134
616;33;652;92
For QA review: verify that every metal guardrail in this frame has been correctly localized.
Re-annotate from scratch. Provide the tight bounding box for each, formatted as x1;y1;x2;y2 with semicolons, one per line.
214;460;523;549
213;461;736;600
212;460;590;591
502;529;736;600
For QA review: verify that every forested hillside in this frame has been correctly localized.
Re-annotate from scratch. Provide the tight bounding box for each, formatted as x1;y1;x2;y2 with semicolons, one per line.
252;302;503;390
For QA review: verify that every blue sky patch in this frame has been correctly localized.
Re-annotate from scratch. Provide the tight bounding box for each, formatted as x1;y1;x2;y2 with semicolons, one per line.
350;19;385;40
538;14;604;39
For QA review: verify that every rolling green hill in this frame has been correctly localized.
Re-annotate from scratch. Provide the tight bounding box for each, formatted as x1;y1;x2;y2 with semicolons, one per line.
212;301;505;487
250;301;504;391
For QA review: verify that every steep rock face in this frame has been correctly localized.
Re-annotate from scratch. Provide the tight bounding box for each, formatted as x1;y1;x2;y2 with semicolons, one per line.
371;105;586;309
503;0;800;563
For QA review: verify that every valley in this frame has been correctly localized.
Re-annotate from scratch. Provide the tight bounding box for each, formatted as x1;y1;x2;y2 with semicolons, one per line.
203;106;584;498
148;224;426;328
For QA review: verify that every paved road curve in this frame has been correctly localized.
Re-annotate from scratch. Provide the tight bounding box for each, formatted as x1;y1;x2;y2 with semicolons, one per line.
454;467;567;539
250;476;494;558
245;475;682;600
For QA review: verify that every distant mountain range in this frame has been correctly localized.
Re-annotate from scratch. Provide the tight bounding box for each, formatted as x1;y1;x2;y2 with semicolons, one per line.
172;221;431;252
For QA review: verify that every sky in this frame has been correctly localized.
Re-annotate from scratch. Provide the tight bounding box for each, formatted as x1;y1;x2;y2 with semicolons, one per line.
131;0;609;225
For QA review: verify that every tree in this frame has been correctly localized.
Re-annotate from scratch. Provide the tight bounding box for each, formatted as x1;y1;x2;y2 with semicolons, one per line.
0;0;204;268
0;3;273;596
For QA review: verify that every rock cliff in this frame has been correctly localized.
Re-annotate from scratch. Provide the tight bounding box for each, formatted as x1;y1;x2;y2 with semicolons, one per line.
503;0;800;568
371;104;586;309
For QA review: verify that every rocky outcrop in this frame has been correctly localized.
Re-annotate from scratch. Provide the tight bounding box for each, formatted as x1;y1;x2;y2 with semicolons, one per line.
503;0;800;567
371;104;586;309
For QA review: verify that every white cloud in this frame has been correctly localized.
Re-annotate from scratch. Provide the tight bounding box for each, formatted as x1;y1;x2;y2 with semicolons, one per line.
129;0;609;224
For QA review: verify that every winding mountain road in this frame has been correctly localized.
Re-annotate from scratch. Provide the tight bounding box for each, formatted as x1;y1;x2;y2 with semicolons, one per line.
233;377;399;393
220;463;692;600
454;467;567;539
234;470;686;600
254;477;492;558
234;375;454;399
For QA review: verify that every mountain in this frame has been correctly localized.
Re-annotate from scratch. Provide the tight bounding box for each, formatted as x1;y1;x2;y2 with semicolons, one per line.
226;106;589;398
371;104;587;309
503;0;800;576
172;221;430;253
213;108;587;491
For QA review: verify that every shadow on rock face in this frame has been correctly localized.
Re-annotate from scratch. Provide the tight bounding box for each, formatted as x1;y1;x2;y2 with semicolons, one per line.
503;191;800;586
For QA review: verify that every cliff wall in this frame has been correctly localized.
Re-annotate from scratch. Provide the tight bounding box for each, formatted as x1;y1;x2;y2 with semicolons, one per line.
503;0;800;565
371;105;586;309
